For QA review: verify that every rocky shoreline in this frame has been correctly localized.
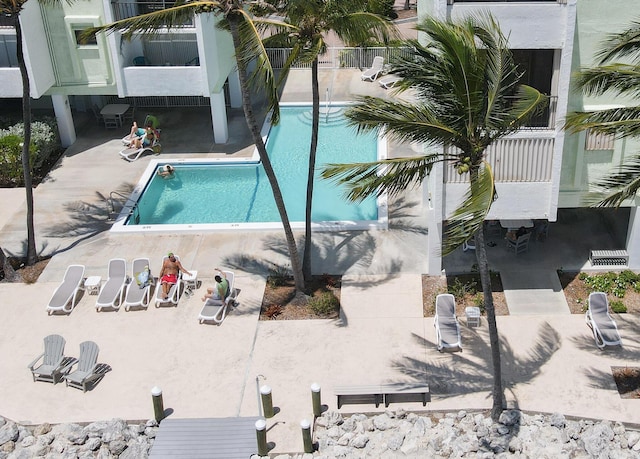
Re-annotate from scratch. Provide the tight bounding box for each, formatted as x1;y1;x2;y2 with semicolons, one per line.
273;409;640;458
3;409;640;458
0;416;157;458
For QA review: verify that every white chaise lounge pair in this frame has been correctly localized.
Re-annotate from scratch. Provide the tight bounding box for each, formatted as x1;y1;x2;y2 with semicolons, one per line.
94;258;155;311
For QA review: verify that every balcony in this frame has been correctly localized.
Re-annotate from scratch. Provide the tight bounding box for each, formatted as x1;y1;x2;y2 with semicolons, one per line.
111;0;194;26
0;32;17;68
444;132;555;183
119;34;204;96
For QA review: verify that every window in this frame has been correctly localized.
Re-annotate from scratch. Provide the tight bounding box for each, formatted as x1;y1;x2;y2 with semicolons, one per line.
74;28;97;46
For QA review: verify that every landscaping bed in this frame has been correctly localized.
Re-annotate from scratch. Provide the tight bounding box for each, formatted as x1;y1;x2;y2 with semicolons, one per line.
422;272;508;317
260;274;341;320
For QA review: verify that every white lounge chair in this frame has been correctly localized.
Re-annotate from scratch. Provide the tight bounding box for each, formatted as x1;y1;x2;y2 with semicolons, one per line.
119;138;161;162
378;74;402;89
155;255;184;308
46;264;85;315
96;258;128;311
586;292;622;349
434;294;462;352
64;341;102;392
361;56;384;82
123;258;155;311
198;270;238;325
28;334;73;384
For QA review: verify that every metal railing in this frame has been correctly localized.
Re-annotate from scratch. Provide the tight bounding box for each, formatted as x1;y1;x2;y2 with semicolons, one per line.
444;135;555;183
266;46;413;70
111;0;194;26
108;190;137;221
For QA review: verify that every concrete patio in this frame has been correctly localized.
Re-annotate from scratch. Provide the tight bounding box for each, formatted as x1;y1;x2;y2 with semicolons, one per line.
1;68;639;456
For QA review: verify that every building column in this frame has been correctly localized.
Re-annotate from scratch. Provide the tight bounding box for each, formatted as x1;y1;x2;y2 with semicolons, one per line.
227;69;242;108
427;148;444;275
210;91;228;144
626;206;640;269
51;94;76;148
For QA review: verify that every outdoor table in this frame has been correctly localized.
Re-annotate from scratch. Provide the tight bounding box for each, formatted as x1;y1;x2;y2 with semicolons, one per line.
100;104;130;128
499;219;534;231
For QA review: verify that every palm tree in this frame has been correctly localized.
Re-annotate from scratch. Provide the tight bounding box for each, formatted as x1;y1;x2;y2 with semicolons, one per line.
1;0;41;266
321;15;547;420
565;19;640;207
86;1;306;293
258;0;397;282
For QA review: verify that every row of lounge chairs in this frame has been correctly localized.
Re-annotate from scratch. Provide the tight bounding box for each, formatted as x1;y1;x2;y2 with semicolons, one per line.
28;335;107;392
45;258;238;325
435;291;622;352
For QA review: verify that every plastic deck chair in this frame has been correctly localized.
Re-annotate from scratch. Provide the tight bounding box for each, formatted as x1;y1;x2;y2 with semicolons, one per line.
198;270;238;325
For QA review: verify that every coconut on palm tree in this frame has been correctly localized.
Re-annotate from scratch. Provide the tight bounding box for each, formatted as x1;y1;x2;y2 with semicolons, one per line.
565;18;640;207
321;14;547;420
256;0;397;282
84;0;306;294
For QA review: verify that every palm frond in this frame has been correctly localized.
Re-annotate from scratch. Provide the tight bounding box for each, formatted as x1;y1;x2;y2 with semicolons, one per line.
596;20;640;64
320;155;443;202
82;2;213;40
587;154;640;207
345;97;461;147
564;107;640;137
572;64;640;98
441;164;495;256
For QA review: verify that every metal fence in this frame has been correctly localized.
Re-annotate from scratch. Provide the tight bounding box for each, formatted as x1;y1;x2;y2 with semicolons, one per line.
266;46;413;70
106;95;210;107
111;0;194;26
141;34;198;66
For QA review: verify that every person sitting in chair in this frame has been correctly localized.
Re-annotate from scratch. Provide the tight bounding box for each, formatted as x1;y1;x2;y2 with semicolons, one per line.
201;268;229;303
127;121;158;149
506;226;528;242
159;252;191;300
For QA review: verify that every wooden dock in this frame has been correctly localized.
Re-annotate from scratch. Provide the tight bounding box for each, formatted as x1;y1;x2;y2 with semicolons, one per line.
150;416;261;458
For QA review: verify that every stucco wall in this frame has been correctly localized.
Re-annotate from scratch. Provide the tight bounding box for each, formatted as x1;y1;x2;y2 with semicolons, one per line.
559;0;640;206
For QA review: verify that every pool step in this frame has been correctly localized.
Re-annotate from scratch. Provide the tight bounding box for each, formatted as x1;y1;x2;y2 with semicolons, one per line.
297;107;345;126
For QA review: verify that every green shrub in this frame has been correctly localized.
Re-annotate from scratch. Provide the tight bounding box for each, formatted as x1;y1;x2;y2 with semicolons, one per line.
267;264;290;288
448;277;477;299
473;292;485;313
0;135;37;185
367;0;397;19
580;271;640;298
610;300;627;313
309;291;339;316
0;118;60;170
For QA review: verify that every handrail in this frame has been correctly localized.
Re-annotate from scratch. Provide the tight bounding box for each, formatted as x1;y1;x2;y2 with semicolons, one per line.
108;191;137;220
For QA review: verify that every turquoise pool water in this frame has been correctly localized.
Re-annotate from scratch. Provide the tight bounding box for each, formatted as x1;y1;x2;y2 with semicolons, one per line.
127;106;380;227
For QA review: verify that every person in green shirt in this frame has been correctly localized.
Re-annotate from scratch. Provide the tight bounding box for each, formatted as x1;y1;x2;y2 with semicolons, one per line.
201;268;229;303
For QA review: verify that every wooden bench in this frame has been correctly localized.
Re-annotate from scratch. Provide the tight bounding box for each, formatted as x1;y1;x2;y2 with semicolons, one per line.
590;250;629;267
334;384;430;409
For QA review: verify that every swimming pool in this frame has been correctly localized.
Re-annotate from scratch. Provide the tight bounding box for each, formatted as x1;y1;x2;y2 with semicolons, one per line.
111;103;388;232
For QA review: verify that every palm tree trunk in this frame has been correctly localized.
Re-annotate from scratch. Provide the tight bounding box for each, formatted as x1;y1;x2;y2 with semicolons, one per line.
302;58;320;282
227;14;305;294
474;225;504;420
14;17;37;266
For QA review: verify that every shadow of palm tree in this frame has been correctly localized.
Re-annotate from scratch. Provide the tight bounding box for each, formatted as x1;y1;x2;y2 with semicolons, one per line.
391;322;562;405
41;184;135;256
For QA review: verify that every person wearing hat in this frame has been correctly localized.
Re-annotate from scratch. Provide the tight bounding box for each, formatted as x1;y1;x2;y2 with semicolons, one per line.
159;252;191;300
201;268;229;303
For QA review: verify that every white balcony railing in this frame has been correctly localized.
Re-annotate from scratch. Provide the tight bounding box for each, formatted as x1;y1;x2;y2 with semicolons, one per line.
266;46;413;70
444;134;555;183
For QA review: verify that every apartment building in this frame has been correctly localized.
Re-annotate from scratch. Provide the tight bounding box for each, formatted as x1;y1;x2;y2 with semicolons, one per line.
418;0;640;273
0;0;242;147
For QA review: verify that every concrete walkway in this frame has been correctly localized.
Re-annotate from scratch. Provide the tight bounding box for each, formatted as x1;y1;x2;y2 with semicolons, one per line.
501;269;571;315
1;67;638;456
